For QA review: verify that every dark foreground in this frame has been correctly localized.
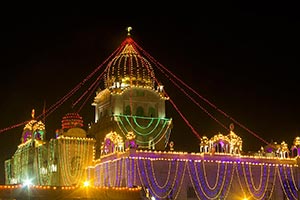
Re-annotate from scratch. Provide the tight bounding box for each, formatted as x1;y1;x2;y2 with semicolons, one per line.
0;185;143;200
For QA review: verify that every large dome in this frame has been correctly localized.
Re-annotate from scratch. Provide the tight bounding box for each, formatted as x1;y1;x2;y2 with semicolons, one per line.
105;37;155;89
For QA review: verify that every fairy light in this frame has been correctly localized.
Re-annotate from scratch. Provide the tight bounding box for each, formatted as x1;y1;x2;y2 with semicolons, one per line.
284;165;298;198
105;41;155;90
201;160;222;190
189;160;233;199
116;114;170;136
57;137;94;186
136;158;186;199
92;151;299;199
277;165;298;199
132;39;277;147
61;113;84;130
289;166;298;191
241;163;271;198
10;148;298;199
115;115;172;148
3;27;300;200
278;166;294;199
236;161;278;199
142;158;179;197
149;159;173;189
0;37;121;135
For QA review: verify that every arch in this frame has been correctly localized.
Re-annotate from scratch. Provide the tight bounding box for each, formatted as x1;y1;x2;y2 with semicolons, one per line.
292;148;298;157
34;130;44;140
216;143;222;153
284;151;289;158
224;143;229;153
148;107;156;117
22;130;32;143
148;136;154;150
136;106;144;117
125;105;131;115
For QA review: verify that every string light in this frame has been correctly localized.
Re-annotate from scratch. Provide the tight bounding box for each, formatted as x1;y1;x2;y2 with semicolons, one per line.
237;162;275;199
277;165;298;199
115;115;172;148
2;27;300;200
133;39;274;147
87;150;299;199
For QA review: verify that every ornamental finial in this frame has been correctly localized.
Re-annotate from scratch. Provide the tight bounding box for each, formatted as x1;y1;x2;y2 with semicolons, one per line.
31;109;35;119
127;26;132;36
229;123;234;131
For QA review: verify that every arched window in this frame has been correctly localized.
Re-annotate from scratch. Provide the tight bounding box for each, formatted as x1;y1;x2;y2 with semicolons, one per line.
284;151;288;158
34;130;44;140
125;105;131;115
148;107;156;117
292;148;298;157
23;131;32;143
136;106;144;116
218;143;223;152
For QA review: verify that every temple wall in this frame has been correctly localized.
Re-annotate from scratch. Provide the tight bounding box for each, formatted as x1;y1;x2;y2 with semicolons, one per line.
88;150;299;200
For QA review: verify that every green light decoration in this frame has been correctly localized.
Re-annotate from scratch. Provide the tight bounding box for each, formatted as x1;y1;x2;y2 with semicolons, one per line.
114;114;172;147
117;118;170;146
116;114;164;136
133;116;155;129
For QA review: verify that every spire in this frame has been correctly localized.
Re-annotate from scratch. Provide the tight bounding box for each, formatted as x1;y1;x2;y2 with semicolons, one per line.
229;123;234;131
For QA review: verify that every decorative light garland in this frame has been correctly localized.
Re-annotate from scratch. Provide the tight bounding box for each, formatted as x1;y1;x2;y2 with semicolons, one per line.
115;114;170;137
201;160;222;190
115;115;172;148
58;137;92;186
36;145;51;185
237;162;275;199
187;160;234;199
136;158;186;199
149;159;173;189
277;165;298;200
132;116;155;129
87;149;300;200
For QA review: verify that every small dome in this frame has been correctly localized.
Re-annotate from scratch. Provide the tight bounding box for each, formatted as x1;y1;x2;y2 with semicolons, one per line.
65;127;87;138
293;137;300;146
22;109;46;143
23;109;45;132
105;37;155;89
61;112;84;130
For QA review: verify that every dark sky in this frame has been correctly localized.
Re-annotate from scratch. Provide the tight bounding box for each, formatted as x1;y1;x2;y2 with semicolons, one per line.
0;5;299;183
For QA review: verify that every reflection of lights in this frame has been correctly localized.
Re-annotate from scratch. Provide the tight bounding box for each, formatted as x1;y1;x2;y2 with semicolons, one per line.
23;179;32;187
242;198;248;200
83;181;90;187
150;197;156;200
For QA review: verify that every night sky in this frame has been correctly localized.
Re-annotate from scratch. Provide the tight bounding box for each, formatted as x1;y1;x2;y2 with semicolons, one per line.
0;5;299;183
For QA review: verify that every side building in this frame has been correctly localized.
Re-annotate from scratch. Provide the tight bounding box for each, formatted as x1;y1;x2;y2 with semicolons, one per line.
5;111;95;186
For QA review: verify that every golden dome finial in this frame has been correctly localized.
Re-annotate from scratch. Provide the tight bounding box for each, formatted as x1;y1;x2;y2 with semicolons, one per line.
229;123;234;131
127;26;132;36
31;109;35;119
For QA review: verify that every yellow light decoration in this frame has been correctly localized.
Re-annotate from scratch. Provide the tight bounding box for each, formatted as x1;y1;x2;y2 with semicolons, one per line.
126;131;136;140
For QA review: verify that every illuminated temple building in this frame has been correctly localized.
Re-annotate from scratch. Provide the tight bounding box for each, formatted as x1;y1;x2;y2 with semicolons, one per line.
4;30;300;200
